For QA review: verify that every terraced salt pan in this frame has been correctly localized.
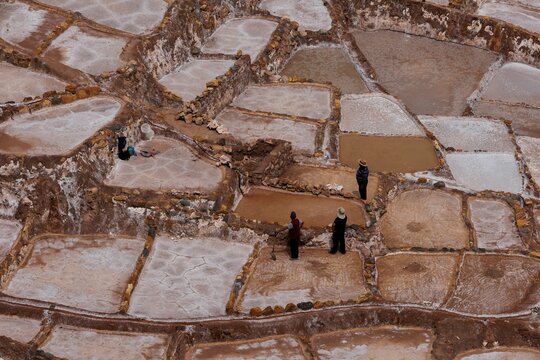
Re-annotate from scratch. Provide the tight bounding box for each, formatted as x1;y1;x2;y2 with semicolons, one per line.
445;254;540;315
38;0;168;35
478;2;540;34
106;136;223;192
0;62;66;104
239;248;369;311
481;63;540;107
517;136;540;187
0;315;41;344
234;187;367;227
128;236;252;319
0;97;121;156
158;59;235;101
351;30;497;115
341;94;424;136
215;109;319;154
187;336;307;360
280;164;379;201
468;198;521;250
312;327;433;360
5;235;144;313
201;18;278;61
232;84;332;119
259;0;332;31
376;253;460;306
419;116;514;152
43;26;127;75
455;348;540;359
473;101;540;138
281;47;369;94
0;218;22;262
0;2;64;50
380;189;469;249
446;153;522;193
41;326;168;360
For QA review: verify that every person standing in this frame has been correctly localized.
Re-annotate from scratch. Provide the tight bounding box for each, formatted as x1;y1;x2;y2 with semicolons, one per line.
287;211;303;260
330;207;347;254
356;159;369;201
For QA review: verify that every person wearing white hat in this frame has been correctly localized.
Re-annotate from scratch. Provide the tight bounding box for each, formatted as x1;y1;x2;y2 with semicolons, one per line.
329;207;347;254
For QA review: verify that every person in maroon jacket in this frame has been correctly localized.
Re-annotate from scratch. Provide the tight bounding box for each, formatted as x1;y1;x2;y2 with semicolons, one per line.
287;211;303;260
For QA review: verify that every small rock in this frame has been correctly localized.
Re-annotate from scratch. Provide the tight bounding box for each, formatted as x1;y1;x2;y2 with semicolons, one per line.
179;199;191;207
249;307;263;316
262;306;274;316
433;181;446;188
274;305;285;314
297;301;313;311
417;177;428;184
285;303;297;312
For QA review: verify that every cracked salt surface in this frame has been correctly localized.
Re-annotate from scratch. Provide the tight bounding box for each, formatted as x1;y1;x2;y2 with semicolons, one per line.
419;116;514;152
239;248;369;311
259;0;332;31
187;335;307;359
478;2;540;34
201;18;278;61
38;0;168;34
0;2;48;47
128;236;253;320
517;136;540;187
158;59;235;101
446;153;522;193
5;235;145;313
43;26;127;75
215;109;319;154
0;218;21;262
468;198;521;250
312;327;433;360
376;253;460;306
106;136;223;192
0;97;121;155
0;314;41;344
41;326;168;360
455;348;540;359
232;84;332;119
0;62;66;104
340;94;424;136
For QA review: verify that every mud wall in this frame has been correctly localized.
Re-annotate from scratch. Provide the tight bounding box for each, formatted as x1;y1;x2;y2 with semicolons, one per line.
334;0;540;67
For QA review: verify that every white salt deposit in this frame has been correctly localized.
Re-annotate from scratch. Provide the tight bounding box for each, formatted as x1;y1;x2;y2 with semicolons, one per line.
341;94;424;136
158;59;235;101
0;2;47;45
41;326;168;360
215;109;319;153
0;315;41;344
259;0;332;31
0;97;121;156
481;62;540;107
0;62;66;104
517;136;540;187
419;116;514;152
201;18;278;61
128;236;253;320
478;2;540;35
106;136;224;192
456;348;540;360
232;84;332;119
38;0;168;35
5;235;144;313
0;218;22;262
446;153;522;193
468;198;521;250
43;26;127;75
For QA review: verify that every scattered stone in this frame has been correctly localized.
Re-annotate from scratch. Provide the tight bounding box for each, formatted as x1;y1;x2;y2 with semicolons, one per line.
297;301;314;310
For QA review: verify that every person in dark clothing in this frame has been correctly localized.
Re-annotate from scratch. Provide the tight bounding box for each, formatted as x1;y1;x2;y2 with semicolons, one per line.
287;211;303;260
330;207;347;254
356;159;369;201
117;136;136;161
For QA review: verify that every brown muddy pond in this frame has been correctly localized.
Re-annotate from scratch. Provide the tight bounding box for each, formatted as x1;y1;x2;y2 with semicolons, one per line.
281;47;369;94
234;187;367;228
339;134;439;173
351;30;497;115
